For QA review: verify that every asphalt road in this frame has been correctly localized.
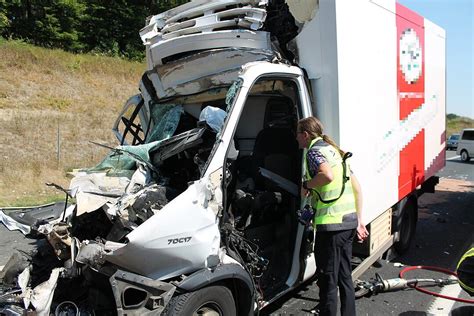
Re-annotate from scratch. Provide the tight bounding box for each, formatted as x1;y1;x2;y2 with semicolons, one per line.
0;151;473;315
0;221;37;267
439;150;474;182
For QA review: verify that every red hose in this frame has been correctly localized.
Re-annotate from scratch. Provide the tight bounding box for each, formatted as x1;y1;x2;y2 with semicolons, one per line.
399;265;474;304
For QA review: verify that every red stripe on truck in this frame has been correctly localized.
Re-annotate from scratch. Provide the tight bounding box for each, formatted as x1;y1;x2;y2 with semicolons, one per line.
396;3;425;200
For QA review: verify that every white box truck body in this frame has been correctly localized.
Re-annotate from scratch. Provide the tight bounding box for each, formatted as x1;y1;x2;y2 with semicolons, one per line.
293;0;446;226
0;1;446;315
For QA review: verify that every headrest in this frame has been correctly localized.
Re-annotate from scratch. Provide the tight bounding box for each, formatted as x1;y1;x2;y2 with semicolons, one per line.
264;96;295;128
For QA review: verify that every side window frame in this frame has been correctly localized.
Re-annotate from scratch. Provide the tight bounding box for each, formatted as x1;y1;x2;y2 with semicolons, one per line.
112;95;149;145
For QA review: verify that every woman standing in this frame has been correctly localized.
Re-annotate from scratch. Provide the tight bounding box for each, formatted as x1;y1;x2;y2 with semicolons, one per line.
296;117;369;316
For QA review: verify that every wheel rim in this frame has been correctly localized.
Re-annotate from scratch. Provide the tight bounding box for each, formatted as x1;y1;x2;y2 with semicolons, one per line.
461;151;468;161
194;303;223;316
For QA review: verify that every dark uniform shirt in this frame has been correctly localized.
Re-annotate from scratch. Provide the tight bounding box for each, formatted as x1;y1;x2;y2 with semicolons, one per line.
307;143;354;178
307;146;327;178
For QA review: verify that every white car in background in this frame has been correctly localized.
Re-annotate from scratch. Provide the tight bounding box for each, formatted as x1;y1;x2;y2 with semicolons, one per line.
456;128;474;162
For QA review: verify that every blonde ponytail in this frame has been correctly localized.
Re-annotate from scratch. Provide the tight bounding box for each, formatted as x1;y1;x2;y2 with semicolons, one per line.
298;117;345;156
322;134;345;157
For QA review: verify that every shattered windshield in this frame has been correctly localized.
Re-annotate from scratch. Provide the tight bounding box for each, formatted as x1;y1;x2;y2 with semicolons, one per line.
86;81;242;186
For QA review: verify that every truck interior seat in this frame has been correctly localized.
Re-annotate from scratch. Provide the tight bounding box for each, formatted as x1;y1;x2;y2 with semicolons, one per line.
251;95;299;190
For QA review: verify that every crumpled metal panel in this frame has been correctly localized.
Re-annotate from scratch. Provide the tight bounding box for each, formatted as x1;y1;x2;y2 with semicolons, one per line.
140;0;270;67
161;69;238;98
69;172;130;215
0;202;74;235
160;7;267;39
146;48;276;99
140;0;268;43
75;241;107;270
147;30;271;68
21;267;64;316
104;179;220;280
0;210;34;235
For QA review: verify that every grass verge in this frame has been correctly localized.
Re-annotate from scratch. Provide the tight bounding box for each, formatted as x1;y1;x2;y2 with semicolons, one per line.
0;39;144;206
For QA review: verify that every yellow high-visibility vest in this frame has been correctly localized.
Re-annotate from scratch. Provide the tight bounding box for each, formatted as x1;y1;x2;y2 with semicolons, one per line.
304;137;357;231
457;247;474;296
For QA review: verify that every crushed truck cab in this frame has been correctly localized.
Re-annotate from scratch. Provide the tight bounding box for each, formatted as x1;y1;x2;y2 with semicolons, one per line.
0;0;445;315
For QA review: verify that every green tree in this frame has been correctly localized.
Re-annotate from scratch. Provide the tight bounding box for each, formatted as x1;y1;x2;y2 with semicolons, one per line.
80;0;149;60
0;0;9;33
1;0;86;51
35;0;86;51
1;0;192;60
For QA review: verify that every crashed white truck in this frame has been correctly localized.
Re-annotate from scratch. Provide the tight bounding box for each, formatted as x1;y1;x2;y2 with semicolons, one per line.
0;0;446;315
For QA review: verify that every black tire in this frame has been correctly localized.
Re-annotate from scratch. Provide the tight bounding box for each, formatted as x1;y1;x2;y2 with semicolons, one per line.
460;150;470;162
394;199;417;254
164;285;237;316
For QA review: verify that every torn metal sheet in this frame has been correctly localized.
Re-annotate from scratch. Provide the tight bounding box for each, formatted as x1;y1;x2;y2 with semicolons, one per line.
146;48;276;99
140;0;268;44
147;30;271;69
104;179;220;280
124;164;150;195
160;71;236;98
107;183;179;222
18;267;30;294
154;49;270;89
0;210;30;235
160;0;267;28
160;8;267;39
105;182;151;219
69;172;129;216
75;240;106;271
23;268;64;316
0;202;72;235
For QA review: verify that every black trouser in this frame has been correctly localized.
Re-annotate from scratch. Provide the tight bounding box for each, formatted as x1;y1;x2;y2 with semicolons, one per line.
315;229;356;316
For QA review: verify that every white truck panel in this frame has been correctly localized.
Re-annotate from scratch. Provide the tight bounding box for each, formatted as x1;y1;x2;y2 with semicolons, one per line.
295;0;340;142
295;0;445;224
105;181;220;280
335;0;399;224
423;18;447;179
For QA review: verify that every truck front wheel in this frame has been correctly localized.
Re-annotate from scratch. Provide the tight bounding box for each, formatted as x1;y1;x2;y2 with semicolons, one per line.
394;199;417;254
165;285;237;316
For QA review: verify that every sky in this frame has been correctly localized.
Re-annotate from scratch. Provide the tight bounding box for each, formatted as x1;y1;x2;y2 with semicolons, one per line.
398;0;473;118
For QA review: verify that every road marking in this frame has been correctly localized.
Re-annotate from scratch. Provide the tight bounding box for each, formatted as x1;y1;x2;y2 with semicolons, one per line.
446;156;460;161
426;276;462;315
